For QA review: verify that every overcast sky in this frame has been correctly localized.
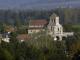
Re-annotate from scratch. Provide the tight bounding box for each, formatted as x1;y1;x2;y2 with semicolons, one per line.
0;0;80;9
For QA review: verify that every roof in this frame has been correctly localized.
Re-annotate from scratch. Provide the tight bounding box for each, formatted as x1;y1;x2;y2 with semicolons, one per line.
50;13;58;19
28;27;44;30
51;13;58;17
29;19;48;26
16;34;31;41
4;25;16;32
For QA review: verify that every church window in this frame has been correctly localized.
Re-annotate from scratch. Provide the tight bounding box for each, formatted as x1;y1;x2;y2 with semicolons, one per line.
51;19;53;22
58;28;59;31
54;19;55;23
51;26;53;30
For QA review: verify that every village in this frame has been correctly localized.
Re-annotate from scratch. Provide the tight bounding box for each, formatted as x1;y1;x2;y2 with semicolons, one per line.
0;0;80;60
0;9;79;60
0;13;74;43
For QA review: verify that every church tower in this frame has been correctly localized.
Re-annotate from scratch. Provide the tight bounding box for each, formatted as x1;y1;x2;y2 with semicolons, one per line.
48;13;63;40
47;13;74;41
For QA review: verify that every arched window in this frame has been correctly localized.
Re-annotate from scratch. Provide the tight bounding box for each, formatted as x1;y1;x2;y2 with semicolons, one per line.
51;26;53;31
58;28;59;31
54;19;55;23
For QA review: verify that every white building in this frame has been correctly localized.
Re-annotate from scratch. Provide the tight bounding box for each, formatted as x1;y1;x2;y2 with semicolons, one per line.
48;13;63;35
2;34;10;43
47;13;74;41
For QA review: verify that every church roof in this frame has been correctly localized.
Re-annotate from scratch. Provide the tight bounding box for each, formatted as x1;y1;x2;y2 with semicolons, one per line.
50;13;58;19
28;27;44;30
29;19;48;26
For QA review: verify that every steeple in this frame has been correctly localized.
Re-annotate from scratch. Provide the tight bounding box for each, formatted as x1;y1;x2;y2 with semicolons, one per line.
50;13;59;25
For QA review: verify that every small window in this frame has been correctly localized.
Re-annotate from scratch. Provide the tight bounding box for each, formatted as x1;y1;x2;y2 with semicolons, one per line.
52;19;53;22
51;26;53;30
54;19;55;23
58;28;59;31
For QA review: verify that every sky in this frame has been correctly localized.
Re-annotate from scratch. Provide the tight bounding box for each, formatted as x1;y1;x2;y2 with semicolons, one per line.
0;0;80;9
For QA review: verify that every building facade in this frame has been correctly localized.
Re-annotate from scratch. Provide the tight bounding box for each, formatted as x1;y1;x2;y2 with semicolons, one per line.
28;19;48;34
47;13;63;35
47;13;74;41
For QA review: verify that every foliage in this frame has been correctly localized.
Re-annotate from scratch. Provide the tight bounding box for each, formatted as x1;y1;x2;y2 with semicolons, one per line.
0;8;80;60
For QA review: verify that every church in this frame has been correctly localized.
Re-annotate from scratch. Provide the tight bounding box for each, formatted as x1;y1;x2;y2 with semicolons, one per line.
1;13;74;43
28;13;62;34
28;13;74;41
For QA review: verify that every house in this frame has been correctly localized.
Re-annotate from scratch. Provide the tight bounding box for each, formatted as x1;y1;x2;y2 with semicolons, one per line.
28;19;48;34
1;33;30;43
0;33;10;43
16;34;31;42
2;37;10;43
2;33;10;43
1;32;11;43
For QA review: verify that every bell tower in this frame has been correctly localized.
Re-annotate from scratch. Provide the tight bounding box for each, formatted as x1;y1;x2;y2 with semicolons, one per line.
48;13;74;41
48;13;63;41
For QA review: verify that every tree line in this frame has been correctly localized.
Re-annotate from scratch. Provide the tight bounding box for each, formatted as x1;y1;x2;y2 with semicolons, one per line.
0;8;80;26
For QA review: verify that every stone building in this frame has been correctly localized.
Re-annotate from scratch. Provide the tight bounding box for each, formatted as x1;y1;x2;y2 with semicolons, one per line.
47;13;63;35
28;19;48;34
47;13;74;41
28;13;74;41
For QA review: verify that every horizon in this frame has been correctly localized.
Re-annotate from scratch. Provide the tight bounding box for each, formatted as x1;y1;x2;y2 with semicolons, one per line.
0;0;80;10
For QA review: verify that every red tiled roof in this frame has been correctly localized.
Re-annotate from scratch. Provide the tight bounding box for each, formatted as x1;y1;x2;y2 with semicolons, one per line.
30;19;48;26
28;27;44;29
16;34;30;41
